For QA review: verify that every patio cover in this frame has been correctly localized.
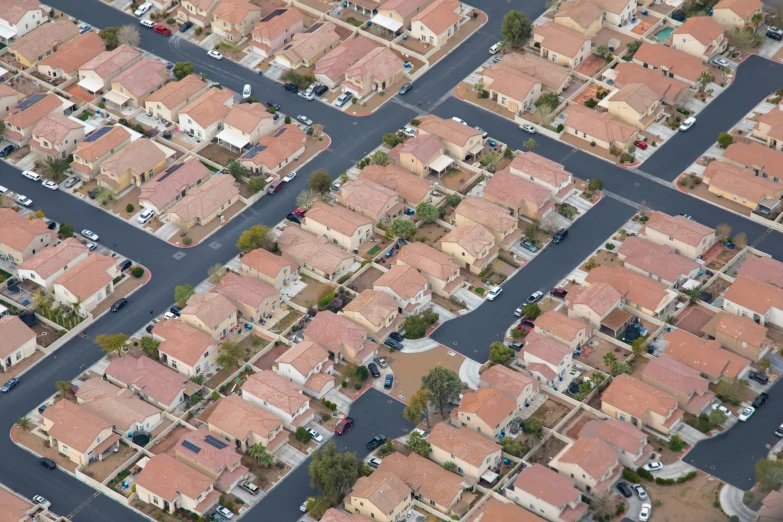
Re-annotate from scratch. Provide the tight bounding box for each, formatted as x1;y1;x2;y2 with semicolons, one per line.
428;154;454;172
468;142;483;156
0;25;16;40
370;14;403;32
104;90;130;106
77;77;103;93
216;129;250;150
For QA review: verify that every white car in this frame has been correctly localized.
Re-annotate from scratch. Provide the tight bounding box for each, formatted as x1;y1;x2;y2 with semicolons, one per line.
207;50;223;60
307;428;324;443
297;115;313;126
712;403;733;417
519;124;536;134
0;184;7;193
22;170;42;181
215;506;234;519
527;291;544;303
489;42;501;54
400;127;416;138
32;495;49;507
298;90;314;101
134;2;152;16
643;461;663;472
632;484;647;500
300;498;315;513
712;57;730;68
739;406;755;421
78;23;92;34
81;229;99;241
164;311;178;319
42;180;59;190
282;171;297;183
140;19;155;28
15;195;32;207
336;92;353;107
85;242;97;252
679;116;696;132
639;503;651;522
474;126;488;138
242;84;251;99
137;208;155;224
451;117;467;125
486;286;502;301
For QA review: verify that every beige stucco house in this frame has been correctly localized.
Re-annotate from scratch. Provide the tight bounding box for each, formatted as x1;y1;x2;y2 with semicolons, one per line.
602;374;684;435
181;292;238;340
439;223;498;274
427;423;502;480
302;202;374;252
0;315;37;372
52;252;120;314
410;0;463;47
396;242;464;297
40;400;118;466
606;82;664;130
211;0;262;41
342;289;398;334
639;211;716;258
145;74;209;125
713;0;763;29
532;22;592;68
177;0;222;28
0;209;52;264
240;247;299;289
670;16;727;61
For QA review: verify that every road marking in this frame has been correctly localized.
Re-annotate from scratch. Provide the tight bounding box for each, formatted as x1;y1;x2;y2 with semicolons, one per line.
391;97;424;115
603;191;642;210
67;491;100;519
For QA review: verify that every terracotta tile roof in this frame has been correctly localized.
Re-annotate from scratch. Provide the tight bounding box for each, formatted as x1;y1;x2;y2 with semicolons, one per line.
633;43;709;83
10;19;78;63
664;328;751;379
19;237;87;278
174;427;242;474
252;9;305;52
703;159;783;204
240;124;306;168
0;83;22;101
187;0;221;9
105;355;188;407
617;236;699;283
723;141;783;183
316;36;379;82
480;364;536;398
53;252;116;300
642;355;710;396
139;157;211;210
428;423;500;467
714;0;762;18
6;93;62;130
80;44;141;78
381;0;431;17
241;248;297;278
213;272;278;309
585;265;670;312
377;452;463;509
526;362;556;382
72;125;131;163
208;394;283;440
642;211;715;248
344;289;397;327
534;310;591;342
224;103;272;134
707;312;769;348
482;61;539;102
38;31;105;75
440;223;495;258
373;264;428;300
533;22;590;58
500;52;571;92
305;310;367;353
0;315;35;361
397;242;459;281
758;489;783;521
565;282;621;316
399;133;444;163
0;0;44;25
578;418;647;454
166;174;239;224
602;374;679;418
32;113;83;146
146;74;207;109
564;104;638;145
77;378;162;430
522;331;572;366
304;372;334;392
321;508;368;522
509;152;572;188
276;340;328;376
756;105;783;142
112;57;168;98
0;209;50;252
593;0;634;14
557;437;619;479
280;22;340;65
305;201;373;237
42;399;111;453
182;291;236;330
213;0;260;24
469;497;547;522
673;16;724;45
277;226;354;275
555;0;602;28
154;319;216;366
345;47;403;84
738;255;783;288
338;179;398;218
350;471;410;513
609;82;660;114
243;370;308;415
456;197;516;235
513;463;582;507
418;115;483;147
0;486;32;522
412;0;461;34
136;453;213;502
180;87;234;128
613;62;690;105
101;138;166;179
359;163;432;204
484;169;552;208
458;387;515;428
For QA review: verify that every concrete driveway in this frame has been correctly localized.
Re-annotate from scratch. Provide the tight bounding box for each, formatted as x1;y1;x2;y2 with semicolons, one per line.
324;389;352;414
275;443;307;468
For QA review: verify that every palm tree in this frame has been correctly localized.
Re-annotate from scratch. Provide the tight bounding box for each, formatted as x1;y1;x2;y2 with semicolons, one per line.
42;157;70;182
225;159;250;180
524;138;537;151
248;442;274;467
16;417;31;430
684;287;702;303
750;12;762;28
697;71;713;92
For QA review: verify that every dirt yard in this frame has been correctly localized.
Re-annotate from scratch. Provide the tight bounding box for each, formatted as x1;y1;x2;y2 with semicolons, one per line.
242;454;291;491
348;266;384;293
531;398;571;428
576;337;631;373
583;249;622;271
254;342;288;371
560;410;601;439
644;474;723;522
675;305;716;337
84;444;138;483
150;426;189;455
291;275;336;308
416;222;450;246
528;437;567;464
380;343;464;401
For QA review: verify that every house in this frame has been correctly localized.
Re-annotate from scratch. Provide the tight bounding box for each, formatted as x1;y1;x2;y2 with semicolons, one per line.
454;197;520;250
396;133;448;177
585;264;676;316
104;355;192;411
562;104;639;150
553;0;603;36
275;340;334;398
0;486;35;522
439;223;499;274
343;289;399;334
37;31;105;81
504;463;588;522
578;418;652;469
532;22;592;69
738;255;783;287
207;394;286;453
662;328;752;383
77;45;142;95
565;282;624;332
30;113;85;160
0;315;36;372
217;103;275;151
173;428;248;492
342;47;404;98
506;151;575;202
274;22;341;69
145;74;209;124
670;16;726;61
469;497;547;522
178;87;235;141
632;43;710;87
316;36;380;89
251;9;305;58
454;387;516;439
396;242;464;297
165;174;240;229
337;179;403;223
177;0;222;28
0;85;23;120
18;237;89;291
10;19;78;67
410;0;463;47
756;489;783;522
4;93;64;147
181;291;238;340
641;355;715;414
304;310;379;365
606;82;664;130
52;252;120;313
97;138;168;192
479;364;539;412
302;202;374;251
518;332;574;389
534;310;592;350
212;272;280;324
0;208;52;264
0;0;47;43
550;437;622;493
713;0;762;29
106;57;168;111
240;248;299;289
496;52;572;94
241;370;315;429
40;400;117;466
708;160;783;214
277;226;355;281
139;157;212;214
322;509;370;522
482;168;554;221
135;454;218;516
239;124;306;175
211;0;262;40
375;0;435;32
76;378;164;436
153;318;219;378
722;142;783;214
427;423;502;480
377;452;465;514
345;471;413;522
702;311;773;362
481;61;542;115
617;236;700;287
601;374;684;435
70;125;132;180
373;264;431;315
639;212;715;258
608;62;692;106
753;103;783;151
359;163;434;207
417;115;484;160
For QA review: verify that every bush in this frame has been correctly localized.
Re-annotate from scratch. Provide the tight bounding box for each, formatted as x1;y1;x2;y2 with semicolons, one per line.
126;203;134;213
636;467;654;481
556;123;564;133
584;98;598;108
622;469;640;482
669;434;687;452
475;287;484;294
605;242;615;250
195;27;203;35
321;413;331;421
182;236;193;245
131;266;145;278
295;427;311;443
341;380;347;388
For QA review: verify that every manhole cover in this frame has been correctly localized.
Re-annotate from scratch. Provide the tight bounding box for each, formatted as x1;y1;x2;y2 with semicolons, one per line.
173;251;186;260
635;183;640;186
388;400;393;404
710;465;716;470
209;242;221;250
453;341;458;345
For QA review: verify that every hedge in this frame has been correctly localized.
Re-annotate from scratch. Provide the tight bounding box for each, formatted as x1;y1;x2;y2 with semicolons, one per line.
622;469;640;482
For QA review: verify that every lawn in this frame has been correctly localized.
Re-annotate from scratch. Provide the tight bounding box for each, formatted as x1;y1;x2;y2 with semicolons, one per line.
366;245;381;256
200;160;220;173
78;111;92;121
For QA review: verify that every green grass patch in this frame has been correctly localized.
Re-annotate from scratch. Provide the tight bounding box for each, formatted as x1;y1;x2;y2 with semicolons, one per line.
200;160;219;173
367;245;381;256
78;111;92;121
346;17;363;27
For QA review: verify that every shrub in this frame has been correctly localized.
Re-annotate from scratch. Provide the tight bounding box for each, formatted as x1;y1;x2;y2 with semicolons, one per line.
321;413;331;421
622;469;640;482
636;467;654;481
354;383;361;389
479;90;489;99
126;203;134;213
131;266;144;278
584;98;598;108
341;380;347;388
195;27;203;35
605;242;615;250
182;236;193;245
556;123;564;133
295;427;311;443
475;287;484;294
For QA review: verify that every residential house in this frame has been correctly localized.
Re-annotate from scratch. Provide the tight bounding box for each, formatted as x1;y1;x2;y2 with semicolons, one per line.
756;489;783;522
239;124;306;175
241;370;315;430
342;47;404;98
165;174;240;229
585;265;677;316
180;291;238;340
337;178;403;223
479;364;539;413
454;197;520;250
274;22;341;69
506;151;576;203
274;340;334;398
145;74;210;124
481;60;542;115
251;9;305;58
372;264;432;315
18;237;88;290
343;289;399;334
439;223;499;274
454;387;517;439
10;19;78;67
578;418;652;469
410;0;463;47
606;82;664;130
713;0;763;29
532;22;592;68
608;62;692;106
641;355;715;414
562;104;639;150
639;211;716;258
240;248;299;290
52;252;121;313
469;497;547;522
359;163;434;207
601;374;684;435
722;142;783;214
417;114;484;160
104;355;192;411
345;471;412;522
504;463;588;522
135;454;218;516
0;85;23;120
139;157;212;214
178;87;235;141
519;332;574;389
753;103;783;151
76;378;164;436
211;0;262;40
0;486;35;522
304;310;379;365
738;255;783;287
0;315;36;372
595;0;640;26
396;242;464;297
550;437;622;493
39;400;117;466
0;0;47;43
37;31;105;81
565;282;625;334
212;272;280;324
662;327;751;382
177;0;222;28
77;45;142;95
302;202;374;251
632;43;710;87
106;57;168;111
70;125;132;180
482;168;555;221
322;509;371;522
496;52;572;94
0;209;52;264
30;113;85;160
670;16;726;61
427;423;502;480
553;0;603;36
153;319;219;378
617;236;700;287
97;138;168;192
702;311;773;362
217;103;275;151
316;36;380;89
533;310;592;350
172;428;248;492
396;133;448;177
4;93;64;147
277;226;355;281
207;394;286;453
376;0;435;32
377;452;465;515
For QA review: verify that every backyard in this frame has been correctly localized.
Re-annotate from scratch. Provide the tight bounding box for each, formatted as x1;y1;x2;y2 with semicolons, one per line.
199;143;240;167
415;222;450;246
290;275;336;308
347;265;384;293
530;398;571;428
577;337;632;373
82;443;138;483
528;437;567;464
241;454;291;491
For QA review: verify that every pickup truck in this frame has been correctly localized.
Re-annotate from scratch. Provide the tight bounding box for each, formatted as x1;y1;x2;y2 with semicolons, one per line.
335;417;354;435
366;435;387;450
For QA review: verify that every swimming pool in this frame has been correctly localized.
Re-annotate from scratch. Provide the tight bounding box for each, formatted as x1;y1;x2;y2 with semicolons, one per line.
655;27;674;42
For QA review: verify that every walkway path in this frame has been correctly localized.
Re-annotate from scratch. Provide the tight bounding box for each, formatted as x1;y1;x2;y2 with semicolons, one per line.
720;484;758;522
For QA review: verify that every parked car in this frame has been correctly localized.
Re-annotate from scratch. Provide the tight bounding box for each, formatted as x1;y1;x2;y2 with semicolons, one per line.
711;403;732;417
388;332;404;343
0;185;7;193
314;85;329;97
298;90;314;101
374;357;388;369
15;195;32;207
134;2;152;16
42;180;59;190
215;506;234;519
753;392;769;408
632;483;648;500
552;228;568;244
335;417;354;435
299;498;313;513
474;126;488;138
384;338;403;350
140;19;155;28
514;304;526;317
32;495;49;506
293;208;307;217
137;208;155;224
679;117;696;132
384;374;394;389
768;26;783;40
207;50;223;60
639;503;652;522
739;407;755;421
0;144;15;157
110;298;128;312
368;457;382;468
79;23;92;34
366;435;387;450
285;213;303;224
633;139;648;150
336;92;353;107
520;239;538;253
486;286;502;300
776;423;783;437
616;482;633;498
240;481;259;495
118;259;133;271
283;171;297;182
242;84;251;99
368;363;381;378
749;371;769;385
266;101;281;111
45;220;57;230
37;404;47;414
399;83;413;95
1;377;19;392
38;458;57;470
550;287;568;298
85;242;97;252
519;124;536;134
517;320;535;333
82;229;99;241
527;291;544;303
153;24;172;36
306;428;324;443
170;305;182;316
22;170;42;181
179;21;193;32
268;180;284;194
489;42;501;54
297;115;313;126
283;83;298;93
643;461;663;472
712;57;730;68
451;117;467;125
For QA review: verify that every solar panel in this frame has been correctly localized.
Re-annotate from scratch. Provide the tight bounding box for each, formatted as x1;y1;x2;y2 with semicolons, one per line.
205;435;228;449
261;8;286;22
243;145;267;159
306;22;322;34
273;127;287;138
16;93;46;112
181;440;201;454
157;162;184;182
84;126;112;143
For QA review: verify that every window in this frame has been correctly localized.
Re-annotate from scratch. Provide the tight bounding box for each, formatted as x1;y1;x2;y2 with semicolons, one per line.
16;352;22;361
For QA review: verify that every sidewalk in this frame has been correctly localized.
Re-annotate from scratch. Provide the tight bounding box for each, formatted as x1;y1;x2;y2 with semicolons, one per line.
720;484;758;522
459;358;481;390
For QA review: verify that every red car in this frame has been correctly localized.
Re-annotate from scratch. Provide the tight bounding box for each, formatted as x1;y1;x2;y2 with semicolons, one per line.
550;288;568;298
293;208;307;217
633;139;648;150
335;417;354;435
517;320;535;333
153;24;172;36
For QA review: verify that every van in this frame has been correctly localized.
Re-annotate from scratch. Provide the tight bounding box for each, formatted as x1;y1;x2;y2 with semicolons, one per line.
552;228;568;244
135;2;152;16
22;170;42;181
268;180;284;194
489;42;501;55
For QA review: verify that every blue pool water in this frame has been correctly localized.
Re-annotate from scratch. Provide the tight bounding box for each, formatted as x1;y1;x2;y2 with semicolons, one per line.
655;27;674;42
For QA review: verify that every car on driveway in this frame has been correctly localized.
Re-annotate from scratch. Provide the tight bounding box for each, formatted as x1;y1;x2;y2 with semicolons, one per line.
140;19;155;28
527;291;543;303
768;26;783;40
15;195;32;207
366;435;387;450
85;242;97;252
79;23;92;34
336;92;353;107
776;424;783;437
374;357;388;368
82;229;99;241
207;50;223;60
753;392;769;408
384;337;403;350
137;208;155;224
298;90;314;101
739;407;755;421
639;503;652;522
297;115;313;126
110;298;128;312
32;495;49;507
307;428;324;443
633;139;648;150
314;85;328;97
486;286;502;300
215;506;233;519
474;126;488;138
388;332;404;343
643;461;663;472
335;417;354;435
285;213;302;224
368;457;382;468
64;177;80;188
42;180;59;190
711;403;732;417
679;117;696;131
520;239;538;253
519;124;536;134
240;481;259;495
0;144;15;157
266;101;281;111
384;374;394;389
368;363;381;378
38;458;56;470
749;371;769;385
517;320;535;333
179;21;193;32
632;483;648;500
283;171;297;182
712;57;730;68
550;287;568;298
135;2;152;15
616;482;633;497
1;377;19;392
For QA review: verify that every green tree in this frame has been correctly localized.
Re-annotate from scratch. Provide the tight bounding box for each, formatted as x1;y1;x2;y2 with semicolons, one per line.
524;417;543;439
216;339;244;368
489;342;515;365
387;217;417;239
309;441;361;503
421;308;439;325
248;442;275;468
407;431;431;457
421;365;461;418
708;408;727;427
402;314;428;339
225;158;250;180
382;133;402;147
284;115;292;124
445;194;461;207
236;224;273;253
309;170;332;193
415;202;440;223
611;362;631;376
58;223;74;238
757;459;783;490
140;336;160;359
247;177;266;194
174;284;195;307
355;365;369;381
669;434;686;452
524;222;540;242
99;26;119;49
524;138;537;151
588;178;604;192
96;333;129;357
717;132;734;148
403;389;430;428
716;378;748;404
501;11;532;47
173;61;195;80
443;461;458;472
594;44;610;57
500;437;527;457
559;204;577;219
576;381;593;400
631;337;647;356
55;380;73;396
534;91;560;123
42;157;70;181
698;71;714;92
473;81;485;94
16;417;31;430
371;150;389;166
521;303;540;319
296;426;312;442
626;40;641;53
684;286;703;304
603;352;617;369
479;150;502;170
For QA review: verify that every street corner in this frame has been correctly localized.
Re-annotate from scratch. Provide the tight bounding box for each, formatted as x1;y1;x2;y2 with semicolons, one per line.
319;132;332;151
